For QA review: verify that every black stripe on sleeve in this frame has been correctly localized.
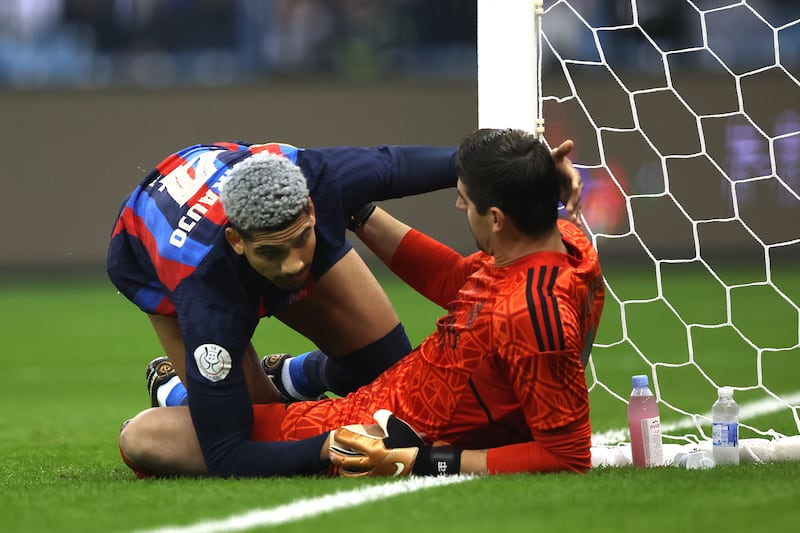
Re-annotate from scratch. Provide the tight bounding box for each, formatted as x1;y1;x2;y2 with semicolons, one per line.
536;267;556;351
547;266;565;350
526;268;546;351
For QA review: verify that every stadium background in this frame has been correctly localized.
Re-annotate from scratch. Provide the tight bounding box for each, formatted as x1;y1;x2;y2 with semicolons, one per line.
2;3;800;531
2;0;797;279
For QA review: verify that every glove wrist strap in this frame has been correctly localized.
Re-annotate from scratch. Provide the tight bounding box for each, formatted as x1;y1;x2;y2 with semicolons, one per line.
412;446;461;476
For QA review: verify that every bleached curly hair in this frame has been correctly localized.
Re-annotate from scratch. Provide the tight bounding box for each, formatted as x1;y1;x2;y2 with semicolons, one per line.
220;152;309;235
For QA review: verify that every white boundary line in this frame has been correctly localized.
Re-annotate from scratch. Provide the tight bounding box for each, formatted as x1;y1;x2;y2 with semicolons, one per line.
131;393;800;531
131;475;474;533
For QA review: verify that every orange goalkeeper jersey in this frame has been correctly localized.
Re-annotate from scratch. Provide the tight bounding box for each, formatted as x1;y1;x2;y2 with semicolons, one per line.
252;219;604;474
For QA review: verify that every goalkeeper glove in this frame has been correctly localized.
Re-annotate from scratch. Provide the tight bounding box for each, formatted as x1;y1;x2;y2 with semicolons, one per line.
346;202;377;231
329;409;461;477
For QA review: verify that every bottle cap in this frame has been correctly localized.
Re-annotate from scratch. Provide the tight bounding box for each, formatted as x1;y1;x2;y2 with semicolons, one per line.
632;375;649;388
692;454;716;469
676;451;715;470
718;386;734;398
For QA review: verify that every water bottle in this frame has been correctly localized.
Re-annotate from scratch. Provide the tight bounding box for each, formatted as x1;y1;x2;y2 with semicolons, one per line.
672;450;715;469
712;386;740;465
627;374;664;467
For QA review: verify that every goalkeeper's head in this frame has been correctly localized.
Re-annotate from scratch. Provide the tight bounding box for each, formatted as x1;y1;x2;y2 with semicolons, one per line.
454;128;559;240
220;151;316;291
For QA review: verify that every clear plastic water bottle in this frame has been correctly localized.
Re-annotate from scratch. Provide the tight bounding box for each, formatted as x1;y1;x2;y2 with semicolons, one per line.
712;386;740;465
672;450;715;469
627;374;664;467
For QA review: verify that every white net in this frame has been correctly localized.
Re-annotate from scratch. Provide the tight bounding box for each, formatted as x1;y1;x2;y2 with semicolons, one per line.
537;0;800;447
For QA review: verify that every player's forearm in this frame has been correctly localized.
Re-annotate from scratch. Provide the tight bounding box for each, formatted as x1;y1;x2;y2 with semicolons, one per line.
418;446;579;476
353;207;411;266
387;146;457;198
459;449;489;474
204;434;331;478
484;439;591;474
443;447;574;475
189;380;330;477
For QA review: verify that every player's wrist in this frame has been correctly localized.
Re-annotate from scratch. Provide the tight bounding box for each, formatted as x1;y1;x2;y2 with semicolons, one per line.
412;445;461;476
347;202;377;231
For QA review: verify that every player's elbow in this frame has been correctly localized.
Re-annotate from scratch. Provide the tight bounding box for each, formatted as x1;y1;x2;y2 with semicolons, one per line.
567;453;592;474
531;415;593;473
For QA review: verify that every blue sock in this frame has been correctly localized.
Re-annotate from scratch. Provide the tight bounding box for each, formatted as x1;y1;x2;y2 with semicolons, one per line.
157;377;188;407
167;383;188;406
285;352;326;398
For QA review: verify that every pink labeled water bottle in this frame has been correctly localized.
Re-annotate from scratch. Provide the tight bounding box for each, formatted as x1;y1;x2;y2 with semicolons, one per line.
627;374;664;467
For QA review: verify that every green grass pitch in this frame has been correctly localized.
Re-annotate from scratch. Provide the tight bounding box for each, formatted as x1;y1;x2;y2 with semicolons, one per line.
1;268;799;532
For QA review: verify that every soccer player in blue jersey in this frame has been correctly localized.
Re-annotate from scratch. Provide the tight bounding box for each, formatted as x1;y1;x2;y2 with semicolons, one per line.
110;138;583;478
108;140;473;476
109;141;456;410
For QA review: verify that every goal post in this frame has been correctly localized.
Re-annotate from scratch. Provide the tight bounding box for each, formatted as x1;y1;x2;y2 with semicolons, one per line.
477;0;544;137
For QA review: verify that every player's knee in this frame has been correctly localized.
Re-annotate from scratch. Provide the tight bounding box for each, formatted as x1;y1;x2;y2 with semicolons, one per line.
118;412;158;478
120;408;208;477
119;409;174;472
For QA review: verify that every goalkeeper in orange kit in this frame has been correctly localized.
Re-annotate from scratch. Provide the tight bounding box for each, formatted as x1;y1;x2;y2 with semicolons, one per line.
119;128;603;477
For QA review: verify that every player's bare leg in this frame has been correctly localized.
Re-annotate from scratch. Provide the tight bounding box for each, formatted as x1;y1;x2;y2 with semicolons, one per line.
119;406;207;476
275;248;400;356
272;248;410;397
148;314;281;405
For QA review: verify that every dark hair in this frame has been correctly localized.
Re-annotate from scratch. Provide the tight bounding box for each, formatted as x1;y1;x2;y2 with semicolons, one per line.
455;128;559;237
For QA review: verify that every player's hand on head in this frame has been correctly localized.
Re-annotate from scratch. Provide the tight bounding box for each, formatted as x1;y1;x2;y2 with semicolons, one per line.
550;139;583;226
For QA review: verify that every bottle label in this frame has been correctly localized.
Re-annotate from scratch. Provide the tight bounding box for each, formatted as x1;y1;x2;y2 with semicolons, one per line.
712;422;739;447
640;416;664;466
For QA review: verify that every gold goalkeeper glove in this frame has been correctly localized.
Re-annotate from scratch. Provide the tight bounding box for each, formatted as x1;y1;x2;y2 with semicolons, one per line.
329;409;461;477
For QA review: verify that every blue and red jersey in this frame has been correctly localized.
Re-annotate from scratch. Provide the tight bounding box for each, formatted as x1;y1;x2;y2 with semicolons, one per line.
110;142;300;315
107;140;456;476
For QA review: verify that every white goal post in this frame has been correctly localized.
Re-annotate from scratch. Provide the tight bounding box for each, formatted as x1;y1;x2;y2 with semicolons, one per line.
477;0;544;137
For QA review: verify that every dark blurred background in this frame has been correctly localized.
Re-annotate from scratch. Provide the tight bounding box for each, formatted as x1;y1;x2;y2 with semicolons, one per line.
1;0;798;278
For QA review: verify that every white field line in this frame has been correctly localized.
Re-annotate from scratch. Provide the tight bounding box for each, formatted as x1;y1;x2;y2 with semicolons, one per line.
130;393;800;532
592;390;800;445
131;475;474;533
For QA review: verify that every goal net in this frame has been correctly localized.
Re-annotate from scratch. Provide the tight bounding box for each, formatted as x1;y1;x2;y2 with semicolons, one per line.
479;0;800;456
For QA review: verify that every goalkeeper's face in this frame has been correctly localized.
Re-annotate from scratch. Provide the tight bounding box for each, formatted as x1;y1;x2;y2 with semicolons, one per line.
226;209;317;291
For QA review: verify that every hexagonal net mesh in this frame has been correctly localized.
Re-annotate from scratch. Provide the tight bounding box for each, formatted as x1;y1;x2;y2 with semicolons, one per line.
533;1;800;446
